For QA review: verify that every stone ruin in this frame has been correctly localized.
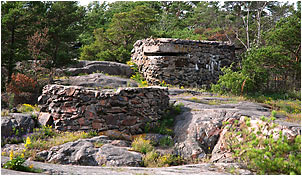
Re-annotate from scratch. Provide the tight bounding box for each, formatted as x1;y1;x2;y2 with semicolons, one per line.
38;85;169;134
131;38;237;88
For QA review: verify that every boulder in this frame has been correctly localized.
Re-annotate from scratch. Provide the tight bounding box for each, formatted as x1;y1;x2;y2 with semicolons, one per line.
96;144;143;167
37;136;111;166
63;60;134;77
1;113;35;138
36;136;143;167
38;112;54;127
54;73;138;89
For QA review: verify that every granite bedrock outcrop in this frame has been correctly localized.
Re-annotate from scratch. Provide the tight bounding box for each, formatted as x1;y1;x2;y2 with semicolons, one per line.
38;84;169;134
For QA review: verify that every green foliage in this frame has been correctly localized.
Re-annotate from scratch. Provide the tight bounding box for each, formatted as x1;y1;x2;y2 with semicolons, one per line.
211;66;252;95
80;5;157;63
159;136;174;147
3;137;42;173
31;125;56;140
143;150;184;167
212;4;301;95
131;136;154;154
225;116;301;175
93;141;104;148
46;2;85;67
146;103;183;135
127;61;148;87
17;104;40;113
143;150;159;167
8;93;15;110
3;152;26;171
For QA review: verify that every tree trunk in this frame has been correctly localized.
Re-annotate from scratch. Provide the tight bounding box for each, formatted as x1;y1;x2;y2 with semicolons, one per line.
8;17;16;84
256;2;267;47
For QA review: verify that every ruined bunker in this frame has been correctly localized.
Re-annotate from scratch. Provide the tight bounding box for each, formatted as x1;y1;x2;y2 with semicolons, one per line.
131;38;237;88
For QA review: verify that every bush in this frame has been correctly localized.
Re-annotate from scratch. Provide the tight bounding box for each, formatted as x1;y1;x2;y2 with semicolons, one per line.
17;104;40;113
143;151;184;167
6;73;39;105
143;150;159;167
159;136;174;147
131;136;154;154
211;66;252;95
6;73;37;95
145;103;184;135
224;116;301;175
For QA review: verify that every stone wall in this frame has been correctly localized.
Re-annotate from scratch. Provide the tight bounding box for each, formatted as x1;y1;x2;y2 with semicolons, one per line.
131;38;237;88
38;85;169;134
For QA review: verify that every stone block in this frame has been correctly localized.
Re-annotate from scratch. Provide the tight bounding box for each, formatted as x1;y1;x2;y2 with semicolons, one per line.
38;112;53;127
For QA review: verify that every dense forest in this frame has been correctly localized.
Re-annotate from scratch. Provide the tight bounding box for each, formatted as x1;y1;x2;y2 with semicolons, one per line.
1;1;301;95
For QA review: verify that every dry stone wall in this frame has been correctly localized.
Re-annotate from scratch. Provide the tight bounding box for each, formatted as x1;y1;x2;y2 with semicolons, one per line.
38;85;169;134
131;38;236;88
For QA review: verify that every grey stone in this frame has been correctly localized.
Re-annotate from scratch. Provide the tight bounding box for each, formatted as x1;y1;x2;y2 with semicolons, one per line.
54;73;138;89
96;144;143;167
171;95;300;162
38;112;53;127
1;113;35;138
37;136;112;166
36;137;142;167
63;60;134;77
1;156;253;175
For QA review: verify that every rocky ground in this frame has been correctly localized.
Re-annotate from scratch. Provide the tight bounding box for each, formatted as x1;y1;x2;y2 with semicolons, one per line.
2;89;300;175
1;156;251;175
1;60;300;175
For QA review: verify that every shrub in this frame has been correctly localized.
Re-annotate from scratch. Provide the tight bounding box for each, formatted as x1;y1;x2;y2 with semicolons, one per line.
159;136;174;147
6;73;37;95
146;103;184;135
143;151;184;167
131;136;154;154
211;66;252;95
224;116;301;175
6;73;39;105
143;150;159;167
17;104;40;113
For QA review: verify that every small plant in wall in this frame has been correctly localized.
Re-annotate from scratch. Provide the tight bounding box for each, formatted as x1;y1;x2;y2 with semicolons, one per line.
127;61;148;87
